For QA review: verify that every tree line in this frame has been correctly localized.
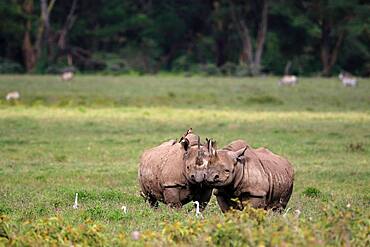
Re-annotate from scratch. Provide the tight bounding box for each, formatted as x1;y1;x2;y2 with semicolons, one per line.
0;0;369;76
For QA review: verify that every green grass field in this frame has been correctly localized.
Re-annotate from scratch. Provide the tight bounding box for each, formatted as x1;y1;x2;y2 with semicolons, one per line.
0;75;369;246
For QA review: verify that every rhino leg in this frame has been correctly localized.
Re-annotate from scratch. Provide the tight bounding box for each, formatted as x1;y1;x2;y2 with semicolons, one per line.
141;191;159;208
163;187;182;208
148;196;159;208
215;195;242;213
272;183;294;212
216;195;231;213
194;188;213;212
245;196;266;209
282;183;294;208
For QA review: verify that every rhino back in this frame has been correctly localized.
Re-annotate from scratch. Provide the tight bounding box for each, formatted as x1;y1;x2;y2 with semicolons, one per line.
222;139;250;152
185;133;200;146
160;143;188;187
255;148;294;182
240;148;294;199
139;140;187;200
139;140;177;199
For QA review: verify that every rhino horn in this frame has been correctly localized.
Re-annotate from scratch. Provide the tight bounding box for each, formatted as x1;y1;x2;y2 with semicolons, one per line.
207;138;217;157
197;136;201;156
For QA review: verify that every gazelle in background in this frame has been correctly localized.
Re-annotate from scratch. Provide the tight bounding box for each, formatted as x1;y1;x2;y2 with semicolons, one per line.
61;70;74;81
278;61;298;86
278;75;298;86
5;91;20;101
61;54;75;81
339;71;357;87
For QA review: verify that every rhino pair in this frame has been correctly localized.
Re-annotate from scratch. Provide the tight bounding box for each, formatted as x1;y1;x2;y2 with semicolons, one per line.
138;129;294;212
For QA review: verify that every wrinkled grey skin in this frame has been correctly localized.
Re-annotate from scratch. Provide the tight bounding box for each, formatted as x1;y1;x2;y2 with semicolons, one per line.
138;129;212;210
180;131;209;184
206;139;294;213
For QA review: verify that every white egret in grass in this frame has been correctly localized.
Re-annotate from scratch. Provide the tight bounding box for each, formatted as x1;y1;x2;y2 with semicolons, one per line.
73;193;78;209
193;201;203;219
6;91;20;101
283;207;291;217
121;205;127;214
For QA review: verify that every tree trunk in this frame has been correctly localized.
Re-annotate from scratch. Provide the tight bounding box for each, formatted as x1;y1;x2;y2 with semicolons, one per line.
35;0;50;57
22;30;37;72
284;61;292;75
22;0;57;72
229;0;252;68
230;0;268;76
22;0;37;72
320;19;345;77
320;19;331;77
213;1;227;67
216;36;226;66
252;0;268;76
329;30;345;71
239;23;254;68
58;0;78;50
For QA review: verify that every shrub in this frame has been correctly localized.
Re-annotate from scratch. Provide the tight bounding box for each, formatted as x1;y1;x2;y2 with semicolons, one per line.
247;95;283;105
302;187;322;198
0;203;368;246
198;63;221;76
234;64;250;77
346;142;365;152
0;58;23;74
220;62;237;76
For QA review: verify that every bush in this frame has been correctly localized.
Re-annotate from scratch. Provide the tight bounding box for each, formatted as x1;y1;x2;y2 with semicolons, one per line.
198;63;221;76
1;203;368;246
346;142;365;152
172;55;193;72
220;62;237;76
234;64;250;77
0;58;23;74
302;187;322;198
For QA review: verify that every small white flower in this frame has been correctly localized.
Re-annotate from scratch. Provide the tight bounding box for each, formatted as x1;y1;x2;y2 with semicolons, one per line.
131;231;140;240
294;209;301;217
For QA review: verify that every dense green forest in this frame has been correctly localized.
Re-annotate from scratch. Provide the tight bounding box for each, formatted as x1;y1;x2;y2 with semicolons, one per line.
0;0;369;76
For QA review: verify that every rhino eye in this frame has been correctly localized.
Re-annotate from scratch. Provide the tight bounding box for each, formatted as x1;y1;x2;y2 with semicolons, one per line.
225;169;230;173
187;166;190;170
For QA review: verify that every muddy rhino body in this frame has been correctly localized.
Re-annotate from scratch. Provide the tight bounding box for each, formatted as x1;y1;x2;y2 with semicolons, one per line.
138;131;212;210
207;140;294;212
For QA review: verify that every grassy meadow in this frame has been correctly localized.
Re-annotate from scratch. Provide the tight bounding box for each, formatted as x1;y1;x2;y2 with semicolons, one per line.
0;75;369;246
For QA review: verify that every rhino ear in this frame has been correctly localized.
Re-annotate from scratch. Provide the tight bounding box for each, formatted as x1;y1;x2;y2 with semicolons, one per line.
235;147;248;164
179;128;193;143
181;138;190;151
